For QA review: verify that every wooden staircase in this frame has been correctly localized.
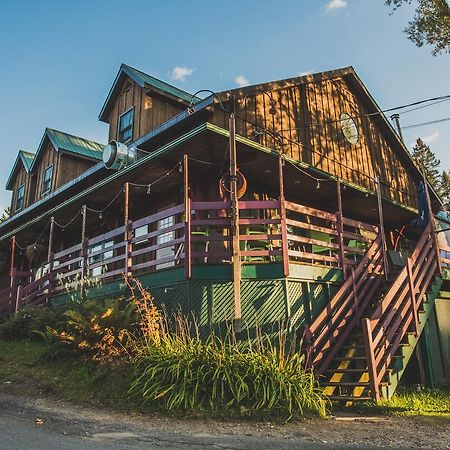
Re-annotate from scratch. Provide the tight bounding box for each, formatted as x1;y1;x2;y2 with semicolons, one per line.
304;222;442;402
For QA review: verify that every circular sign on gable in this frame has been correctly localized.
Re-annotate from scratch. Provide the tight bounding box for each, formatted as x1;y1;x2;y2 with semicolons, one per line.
340;112;359;145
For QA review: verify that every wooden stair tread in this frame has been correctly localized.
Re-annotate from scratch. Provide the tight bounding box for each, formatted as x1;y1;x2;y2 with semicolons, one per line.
327;396;372;402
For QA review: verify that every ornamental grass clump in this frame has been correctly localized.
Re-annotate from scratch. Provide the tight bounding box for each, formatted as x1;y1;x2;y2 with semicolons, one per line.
129;316;327;419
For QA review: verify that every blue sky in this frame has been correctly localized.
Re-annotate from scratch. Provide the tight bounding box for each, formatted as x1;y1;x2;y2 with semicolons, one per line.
0;0;449;210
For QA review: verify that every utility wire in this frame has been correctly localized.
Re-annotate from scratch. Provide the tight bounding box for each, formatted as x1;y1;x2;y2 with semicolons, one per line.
401;116;450;130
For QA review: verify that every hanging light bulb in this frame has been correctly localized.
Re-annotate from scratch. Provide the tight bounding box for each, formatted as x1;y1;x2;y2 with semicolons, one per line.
178;162;183;173
147;184;151;195
316;180;321;190
99;212;103;220
269;99;277;116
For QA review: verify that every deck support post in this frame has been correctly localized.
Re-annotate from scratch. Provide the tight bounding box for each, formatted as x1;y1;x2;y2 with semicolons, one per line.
278;154;289;277
229;110;241;330
362;318;380;401
406;258;419;335
10;235;16;312
422;170;441;274
336;179;347;279
80;205;88;298
10;235;16;283
124;183;132;278
47;217;55;299
184;154;192;279
375;177;389;280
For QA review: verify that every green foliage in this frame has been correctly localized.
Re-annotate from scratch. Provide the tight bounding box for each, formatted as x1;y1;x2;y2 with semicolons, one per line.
40;297;138;363
0;207;10;224
440;170;450;203
412;137;442;190
0;305;65;341
386;0;450;55
129;328;327;419
357;388;450;418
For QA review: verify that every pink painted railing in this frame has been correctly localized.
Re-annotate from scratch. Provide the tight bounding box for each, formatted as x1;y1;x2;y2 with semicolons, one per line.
362;222;438;401
302;233;384;373
9;199;379;312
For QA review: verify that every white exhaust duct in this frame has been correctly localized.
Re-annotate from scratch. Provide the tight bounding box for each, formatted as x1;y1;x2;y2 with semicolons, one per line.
102;141;137;170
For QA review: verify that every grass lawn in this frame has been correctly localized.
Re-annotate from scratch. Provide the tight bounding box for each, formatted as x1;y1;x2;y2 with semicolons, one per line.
0;339;136;410
353;389;450;419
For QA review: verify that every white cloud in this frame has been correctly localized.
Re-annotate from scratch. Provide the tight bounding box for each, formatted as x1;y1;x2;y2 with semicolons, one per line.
325;0;348;12
298;70;313;76
422;130;440;145
169;66;195;82
235;75;249;87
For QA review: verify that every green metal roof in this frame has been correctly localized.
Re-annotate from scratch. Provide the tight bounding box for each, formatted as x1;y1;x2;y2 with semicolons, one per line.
5;150;35;190
47;128;104;160
99;63;200;122
30;128;105;171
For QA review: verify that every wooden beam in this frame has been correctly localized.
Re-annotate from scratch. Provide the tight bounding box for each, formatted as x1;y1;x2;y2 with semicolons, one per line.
47;216;55;262
336;179;347;279
279;154;289;277
184;154;192;279
375;176;389;279
229;112;241;328
80;205;87;298
124;183;132;277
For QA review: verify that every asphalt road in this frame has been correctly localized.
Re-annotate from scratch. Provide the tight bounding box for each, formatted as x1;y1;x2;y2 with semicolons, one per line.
0;393;447;450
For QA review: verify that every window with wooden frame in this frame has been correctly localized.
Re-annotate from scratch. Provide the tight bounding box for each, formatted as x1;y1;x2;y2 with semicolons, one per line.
118;107;134;143
42;165;53;194
15;184;25;211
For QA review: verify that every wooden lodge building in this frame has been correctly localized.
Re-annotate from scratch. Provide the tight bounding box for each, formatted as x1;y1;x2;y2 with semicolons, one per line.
0;64;449;401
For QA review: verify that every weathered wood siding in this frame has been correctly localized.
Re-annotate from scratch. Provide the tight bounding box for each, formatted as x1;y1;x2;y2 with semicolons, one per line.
212;76;417;208
33;143;98;202
107;80;185;143
10;165;33;214
56;153;96;187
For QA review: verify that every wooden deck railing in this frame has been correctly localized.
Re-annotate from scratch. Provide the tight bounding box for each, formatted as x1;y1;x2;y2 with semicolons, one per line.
8;198;380;312
362;222;438;401
302;233;384;373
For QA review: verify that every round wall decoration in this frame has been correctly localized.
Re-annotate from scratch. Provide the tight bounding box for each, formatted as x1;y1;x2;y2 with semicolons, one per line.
339;112;359;145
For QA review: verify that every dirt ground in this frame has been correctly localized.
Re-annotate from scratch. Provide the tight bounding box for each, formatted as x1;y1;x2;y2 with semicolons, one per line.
0;391;449;449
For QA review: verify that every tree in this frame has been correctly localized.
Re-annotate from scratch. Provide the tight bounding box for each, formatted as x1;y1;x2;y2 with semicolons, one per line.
0;207;11;224
440;170;450;203
385;0;450;55
411;138;442;190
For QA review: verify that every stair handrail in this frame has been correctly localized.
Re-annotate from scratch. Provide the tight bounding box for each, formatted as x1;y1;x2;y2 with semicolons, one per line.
303;233;384;374
362;222;438;401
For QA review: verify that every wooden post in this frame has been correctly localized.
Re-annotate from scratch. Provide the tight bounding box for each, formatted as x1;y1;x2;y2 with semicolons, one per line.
278;154;289;277
10;235;16;283
422;171;442;274
183;155;192;279
362;318;380;401
80;205;88;298
351;266;358;308
406;258;419;336
124;183;132;277
47;217;55;262
375;177;389;280
229;111;241;329
336;179;347;279
15;285;23;314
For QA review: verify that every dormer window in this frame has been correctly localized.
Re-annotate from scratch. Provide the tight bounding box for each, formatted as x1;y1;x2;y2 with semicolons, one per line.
16;184;25;211
42;165;53;194
118;107;134;143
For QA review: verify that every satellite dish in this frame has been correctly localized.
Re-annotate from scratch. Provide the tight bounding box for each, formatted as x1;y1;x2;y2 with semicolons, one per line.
103;141;137;170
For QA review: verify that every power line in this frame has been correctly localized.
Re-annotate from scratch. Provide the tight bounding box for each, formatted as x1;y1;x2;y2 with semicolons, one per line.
401;116;450;130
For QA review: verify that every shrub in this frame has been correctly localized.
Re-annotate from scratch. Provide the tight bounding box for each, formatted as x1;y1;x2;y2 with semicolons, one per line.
0;305;65;341
129;319;327;419
39;297;138;363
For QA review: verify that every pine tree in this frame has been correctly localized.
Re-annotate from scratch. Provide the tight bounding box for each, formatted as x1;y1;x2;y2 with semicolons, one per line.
0;207;10;224
411;138;442;191
385;0;450;55
440;170;450;203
